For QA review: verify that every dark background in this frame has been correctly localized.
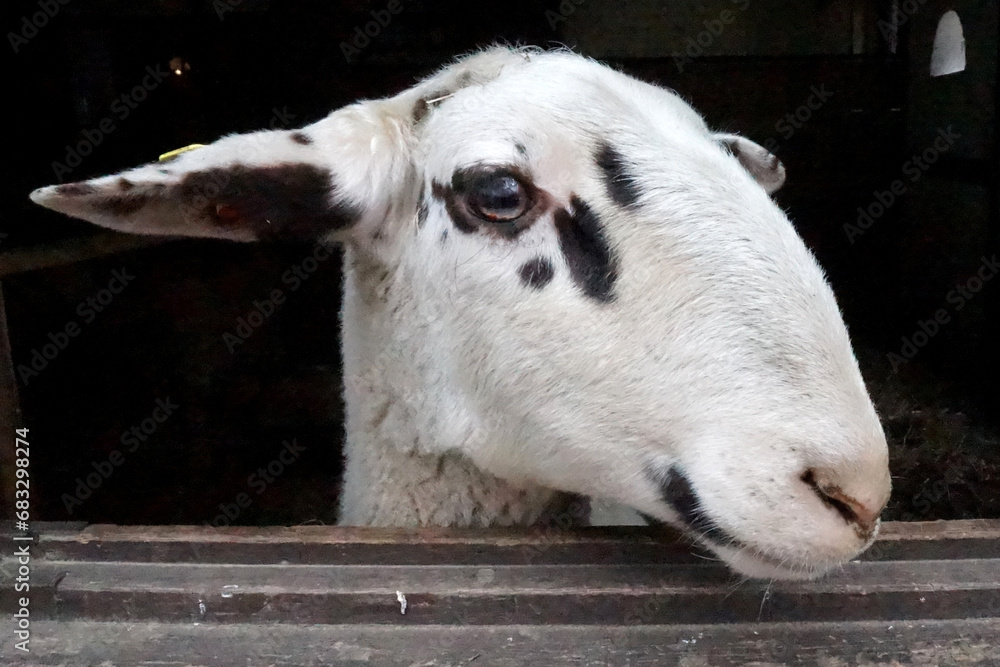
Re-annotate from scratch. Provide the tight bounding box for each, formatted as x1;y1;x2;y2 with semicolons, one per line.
1;0;996;525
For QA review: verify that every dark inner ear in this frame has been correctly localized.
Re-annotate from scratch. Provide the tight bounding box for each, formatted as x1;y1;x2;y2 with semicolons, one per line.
178;163;360;240
720;139;785;193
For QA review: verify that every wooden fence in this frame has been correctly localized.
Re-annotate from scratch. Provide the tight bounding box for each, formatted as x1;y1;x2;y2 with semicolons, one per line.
1;520;998;665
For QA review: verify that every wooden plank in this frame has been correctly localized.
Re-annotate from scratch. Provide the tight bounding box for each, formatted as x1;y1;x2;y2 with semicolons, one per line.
17;561;1000;626
16;558;998;625
22;520;1000;564
12;619;1000;666
1;521;998;662
29;523;702;565
0;234;164;278
865;519;1000;561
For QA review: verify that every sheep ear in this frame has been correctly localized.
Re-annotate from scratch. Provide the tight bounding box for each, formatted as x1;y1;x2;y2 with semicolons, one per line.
29;101;412;243
716;134;786;194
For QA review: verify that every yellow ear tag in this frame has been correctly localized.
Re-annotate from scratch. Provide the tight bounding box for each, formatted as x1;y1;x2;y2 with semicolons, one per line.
158;144;206;162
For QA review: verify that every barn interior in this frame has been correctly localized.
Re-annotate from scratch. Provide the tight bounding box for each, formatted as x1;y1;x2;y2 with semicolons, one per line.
1;0;997;527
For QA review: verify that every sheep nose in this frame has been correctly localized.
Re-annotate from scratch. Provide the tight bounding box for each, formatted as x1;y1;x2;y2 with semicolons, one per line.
801;469;885;539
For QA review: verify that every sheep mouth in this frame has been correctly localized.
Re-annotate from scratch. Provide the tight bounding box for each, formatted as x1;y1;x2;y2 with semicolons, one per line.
711;541;840;581
643;465;848;580
646;464;742;545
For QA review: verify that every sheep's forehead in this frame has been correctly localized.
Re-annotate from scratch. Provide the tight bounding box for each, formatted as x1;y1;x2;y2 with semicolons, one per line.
417;50;711;172
406;52;848;378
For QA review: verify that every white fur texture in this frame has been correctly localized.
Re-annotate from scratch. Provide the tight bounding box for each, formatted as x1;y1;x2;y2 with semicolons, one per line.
30;47;891;580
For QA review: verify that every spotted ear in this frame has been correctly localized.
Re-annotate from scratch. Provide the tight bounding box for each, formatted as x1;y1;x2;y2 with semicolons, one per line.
716;134;786;195
29;100;415;243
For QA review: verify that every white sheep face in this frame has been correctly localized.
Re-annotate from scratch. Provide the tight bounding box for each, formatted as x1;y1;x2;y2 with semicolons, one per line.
30;47;891;580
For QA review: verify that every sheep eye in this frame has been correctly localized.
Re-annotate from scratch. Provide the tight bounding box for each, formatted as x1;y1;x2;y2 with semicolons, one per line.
467;174;531;222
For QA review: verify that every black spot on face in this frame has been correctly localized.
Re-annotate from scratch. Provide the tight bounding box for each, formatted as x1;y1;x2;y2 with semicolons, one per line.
515;142;527;156
553;197;618;302
290;132;313;145
596;142;640;208
179;163;360;240
652;465;737;546
56;183;96;196
439;229;448;245
118;178;134;191
519;257;554;289
158;168;172;175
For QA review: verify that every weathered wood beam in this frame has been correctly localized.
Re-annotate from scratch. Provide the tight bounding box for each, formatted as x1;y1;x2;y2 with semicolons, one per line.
23;618;1000;666
1;521;997;625
0;234;164;278
0;285;22;520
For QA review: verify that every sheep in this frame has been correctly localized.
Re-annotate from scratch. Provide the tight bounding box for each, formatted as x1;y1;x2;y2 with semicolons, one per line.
30;46;891;580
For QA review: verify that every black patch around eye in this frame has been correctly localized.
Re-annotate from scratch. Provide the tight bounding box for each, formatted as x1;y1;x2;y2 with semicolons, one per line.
290;132;313;145
431;166;542;239
179;163;360;240
652;465;737;546
596;142;640;208
432;180;477;234
519;257;554;289
553;196;618;303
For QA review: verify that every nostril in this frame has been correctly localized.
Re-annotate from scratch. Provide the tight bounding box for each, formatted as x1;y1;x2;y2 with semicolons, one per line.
802;469;856;522
801;469;879;535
